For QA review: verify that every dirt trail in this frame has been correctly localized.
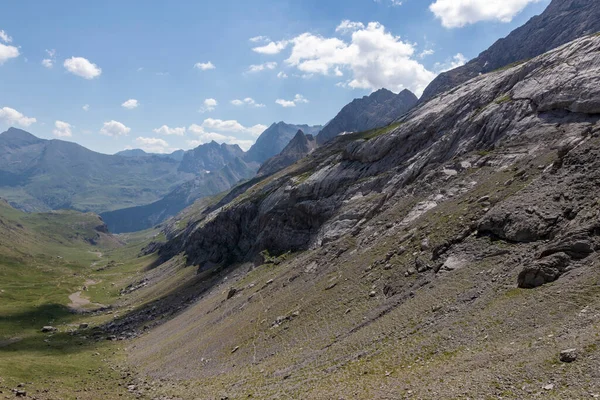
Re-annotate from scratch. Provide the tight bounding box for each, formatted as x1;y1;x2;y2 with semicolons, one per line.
68;279;107;312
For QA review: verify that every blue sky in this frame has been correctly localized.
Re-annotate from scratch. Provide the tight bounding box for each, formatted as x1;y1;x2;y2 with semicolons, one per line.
0;0;550;154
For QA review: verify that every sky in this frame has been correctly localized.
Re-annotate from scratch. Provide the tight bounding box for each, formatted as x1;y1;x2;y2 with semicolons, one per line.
0;0;550;155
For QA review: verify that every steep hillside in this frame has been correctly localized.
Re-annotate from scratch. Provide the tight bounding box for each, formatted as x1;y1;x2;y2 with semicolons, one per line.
420;0;600;102
245;122;322;163
177;141;245;173
316;88;417;144
107;34;600;398
258;130;317;176
100;157;256;233
0;128;194;213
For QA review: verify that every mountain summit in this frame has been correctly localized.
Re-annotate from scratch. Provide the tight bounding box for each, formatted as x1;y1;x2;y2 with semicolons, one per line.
420;0;600;102
316;88;417;144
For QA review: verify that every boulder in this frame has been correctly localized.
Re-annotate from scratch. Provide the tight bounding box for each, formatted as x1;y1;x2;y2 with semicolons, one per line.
559;348;578;363
518;253;571;288
41;326;57;333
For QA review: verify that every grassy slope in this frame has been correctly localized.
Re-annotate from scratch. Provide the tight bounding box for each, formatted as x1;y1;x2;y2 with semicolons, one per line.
0;200;156;399
126;143;600;399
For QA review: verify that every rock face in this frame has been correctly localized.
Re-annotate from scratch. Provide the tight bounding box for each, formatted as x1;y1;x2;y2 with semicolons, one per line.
420;0;600;103
316;88;417;145
178;141;245;174
160;35;600;280
245;122;322;164
258;130;317;176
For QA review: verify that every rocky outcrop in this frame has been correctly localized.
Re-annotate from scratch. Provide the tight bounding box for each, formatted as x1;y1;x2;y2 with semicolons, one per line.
258;130;317;176
420;0;600;103
316;89;417;145
160;35;600;278
245;122;322;164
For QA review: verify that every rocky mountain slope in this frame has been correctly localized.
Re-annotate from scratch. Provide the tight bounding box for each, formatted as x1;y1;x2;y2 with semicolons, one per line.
100;157;256;233
177;141;245;173
244;122;322;163
257;130;317;176
316;88;417;144
102;34;600;398
420;0;600;102
0;128;194;213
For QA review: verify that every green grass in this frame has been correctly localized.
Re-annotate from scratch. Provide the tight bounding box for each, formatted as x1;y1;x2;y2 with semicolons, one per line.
0;200;152;398
494;94;512;104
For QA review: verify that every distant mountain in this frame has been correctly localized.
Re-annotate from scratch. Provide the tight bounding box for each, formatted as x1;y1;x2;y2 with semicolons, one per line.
420;0;600;102
115;149;185;162
316;89;417;144
0;128;194;213
178;141;245;173
100;157;256;233
244;122;322;164
258;130;317;176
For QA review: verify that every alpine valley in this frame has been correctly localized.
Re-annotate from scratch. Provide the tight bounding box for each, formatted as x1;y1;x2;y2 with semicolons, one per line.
0;1;599;399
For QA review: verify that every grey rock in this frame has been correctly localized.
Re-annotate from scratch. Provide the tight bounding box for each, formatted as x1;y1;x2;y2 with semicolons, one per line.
559;348;578;363
258;130;317;177
41;326;57;333
316;88;417;144
518;253;571;288
421;0;600;102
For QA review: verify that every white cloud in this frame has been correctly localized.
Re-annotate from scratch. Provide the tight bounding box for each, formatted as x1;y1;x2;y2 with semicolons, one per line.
247;62;277;73
0;107;36;127
82;104;90;111
0;30;13;43
52;120;73;138
42;49;56;68
0;43;19;65
279;21;435;95
249;36;270;43
187;127;255;151
336;20;365;33
230;97;265;108
430;0;541;28
275;94;309;108
199;98;218;113
135;137;172;153
419;49;435;58
435;53;468;73
100;120;130;137
153;125;186;136
121;99;139;109
194;61;216;70
201;118;267;136
252;40;289;55
63;56;102;79
277;71;288;79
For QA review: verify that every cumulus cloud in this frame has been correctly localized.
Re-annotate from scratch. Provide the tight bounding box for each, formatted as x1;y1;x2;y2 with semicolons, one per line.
275;94;309;108
52;120;72;138
252;40;289;55
199;98;218;113
230;97;265;108
187;126;255;151
100;120;130;137
153;125;186;136
0;30;12;43
121;99;139;109
430;0;541;28
269;21;435;95
0;107;36;127
200;118;267;136
247;62;277;73
82;104;90;111
0;43;19;65
64;56;102;79
336;20;365;33
135;137;172;153
194;61;215;70
435;53;468;73
277;71;288;79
